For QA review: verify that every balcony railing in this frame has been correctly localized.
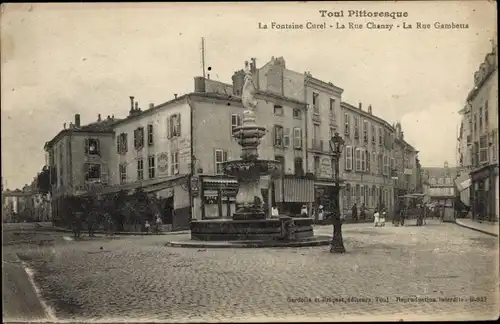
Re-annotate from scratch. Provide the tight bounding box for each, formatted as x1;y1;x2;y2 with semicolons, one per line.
329;112;336;125
311;139;324;151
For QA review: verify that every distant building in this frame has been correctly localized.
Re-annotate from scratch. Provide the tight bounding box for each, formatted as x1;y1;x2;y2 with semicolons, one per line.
421;162;459;205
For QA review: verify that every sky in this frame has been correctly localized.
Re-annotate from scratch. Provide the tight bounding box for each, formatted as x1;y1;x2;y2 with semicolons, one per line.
1;2;497;190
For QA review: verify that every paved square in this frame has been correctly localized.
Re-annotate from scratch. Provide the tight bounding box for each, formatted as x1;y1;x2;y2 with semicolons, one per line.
14;222;499;322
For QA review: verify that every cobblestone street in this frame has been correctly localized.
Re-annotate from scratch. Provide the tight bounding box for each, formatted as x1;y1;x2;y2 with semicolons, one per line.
13;221;499;322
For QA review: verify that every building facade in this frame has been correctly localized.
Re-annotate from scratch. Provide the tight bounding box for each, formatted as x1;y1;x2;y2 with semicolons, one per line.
44;114;117;221
421;163;459;206
463;41;499;221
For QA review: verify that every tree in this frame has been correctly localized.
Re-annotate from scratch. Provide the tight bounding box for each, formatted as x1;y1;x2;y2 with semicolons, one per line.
36;166;51;195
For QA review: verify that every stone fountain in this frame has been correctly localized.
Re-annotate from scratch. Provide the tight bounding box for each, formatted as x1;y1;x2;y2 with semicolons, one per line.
188;60;323;245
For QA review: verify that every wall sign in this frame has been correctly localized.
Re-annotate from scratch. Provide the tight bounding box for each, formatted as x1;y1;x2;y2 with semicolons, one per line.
158;153;169;173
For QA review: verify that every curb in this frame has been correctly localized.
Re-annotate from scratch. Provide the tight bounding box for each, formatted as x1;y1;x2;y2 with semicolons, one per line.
454;221;498;237
164;239;331;248
51;228;190;236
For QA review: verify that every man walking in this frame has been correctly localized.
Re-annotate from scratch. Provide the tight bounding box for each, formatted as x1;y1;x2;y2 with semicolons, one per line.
351;203;358;223
360;203;366;222
73;212;82;239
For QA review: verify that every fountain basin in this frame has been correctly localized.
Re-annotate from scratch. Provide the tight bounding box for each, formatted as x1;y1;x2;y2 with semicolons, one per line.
190;218;314;241
222;159;281;178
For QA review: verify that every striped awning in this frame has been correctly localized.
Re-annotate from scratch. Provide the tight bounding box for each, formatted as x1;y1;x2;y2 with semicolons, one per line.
274;178;314;203
203;178;238;185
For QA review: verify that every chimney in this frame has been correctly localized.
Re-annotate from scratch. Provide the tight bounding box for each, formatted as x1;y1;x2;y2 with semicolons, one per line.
368;105;372;114
112;114;115;119
63;122;66;129
358;102;362;110
135;101;139;111
129;96;135;114
107;115;111;120
149;103;154;109
174;94;178;99
194;77;206;92
74;113;81;127
97;114;101;122
250;57;257;73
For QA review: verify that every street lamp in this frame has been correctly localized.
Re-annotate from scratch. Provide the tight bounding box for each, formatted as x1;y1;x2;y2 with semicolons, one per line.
329;132;346;253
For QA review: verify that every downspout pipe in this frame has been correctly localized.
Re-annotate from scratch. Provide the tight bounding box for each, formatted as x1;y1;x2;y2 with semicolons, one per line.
187;96;195;222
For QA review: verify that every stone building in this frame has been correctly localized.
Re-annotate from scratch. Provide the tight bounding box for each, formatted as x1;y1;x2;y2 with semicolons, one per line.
461;40;498;221
421;162;459;206
43;114;117;221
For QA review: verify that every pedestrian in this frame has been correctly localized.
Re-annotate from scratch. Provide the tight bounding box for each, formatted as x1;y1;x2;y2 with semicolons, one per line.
360;203;366;222
73;212;82;239
144;220;151;234
87;209;98;237
271;206;280;218
300;205;308;217
104;212;113;236
373;208;380;227
155;213;163;234
318;205;324;222
351;203;358;223
380;209;386;227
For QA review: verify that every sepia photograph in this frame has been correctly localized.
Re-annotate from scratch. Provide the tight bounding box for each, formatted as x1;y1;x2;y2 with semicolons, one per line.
1;1;498;322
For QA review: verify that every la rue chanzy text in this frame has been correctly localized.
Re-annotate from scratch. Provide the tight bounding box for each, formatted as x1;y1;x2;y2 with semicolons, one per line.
258;9;468;31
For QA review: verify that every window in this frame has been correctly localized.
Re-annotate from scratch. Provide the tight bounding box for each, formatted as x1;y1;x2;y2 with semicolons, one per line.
363;120;368;143
215;149;227;174
361;149;366;171
231;114;242;132
344;113;350;137
378;127;383;146
117;133;128;154
366;150;370;172
372;152;377;174
345;146;353;171
273;125;284;147
312;92;319;111
479;135;488;163
148;155;156;179
473;114;477;132
485;100;489;124
437;178;443;185
329;98;336;121
293;127;302;149
84;163;101;181
273;104;284;116
353;116;359;139
371;125;376;145
294;157;304;177
355;148;361;171
391;158;395;175
275;155;285;174
137;159;144;180
168;114;181;138
85;138;100;156
344;184;351;210
293;108;301;119
430;177;437;185
119;163;127;184
147;124;154;146
314;156;320;176
313;124;320;140
283;128;291;148
492;130;498;162
171;151;179;175
479;107;483;129
134;127;145;149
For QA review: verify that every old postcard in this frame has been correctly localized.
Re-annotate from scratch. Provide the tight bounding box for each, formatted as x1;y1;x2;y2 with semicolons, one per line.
1;1;498;323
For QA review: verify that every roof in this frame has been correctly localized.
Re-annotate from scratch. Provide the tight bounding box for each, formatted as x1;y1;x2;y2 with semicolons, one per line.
341;101;395;132
44;118;121;150
111;91;307;128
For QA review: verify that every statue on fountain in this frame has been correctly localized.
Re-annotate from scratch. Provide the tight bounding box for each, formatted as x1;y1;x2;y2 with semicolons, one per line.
241;60;258;112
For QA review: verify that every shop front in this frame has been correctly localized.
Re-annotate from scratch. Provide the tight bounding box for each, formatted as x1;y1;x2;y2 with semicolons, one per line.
273;176;315;216
470;163;499;221
199;175;239;220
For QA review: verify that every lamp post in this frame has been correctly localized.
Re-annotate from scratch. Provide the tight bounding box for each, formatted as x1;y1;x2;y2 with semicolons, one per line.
329;132;346;253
